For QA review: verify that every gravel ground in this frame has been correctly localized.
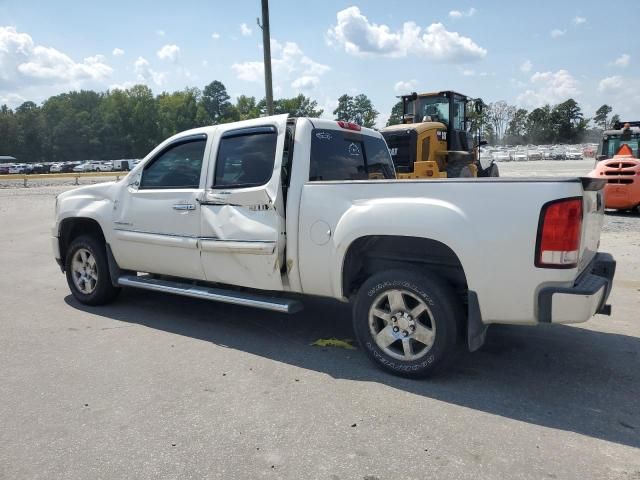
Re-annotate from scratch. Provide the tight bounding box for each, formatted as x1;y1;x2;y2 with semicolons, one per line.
0;162;638;479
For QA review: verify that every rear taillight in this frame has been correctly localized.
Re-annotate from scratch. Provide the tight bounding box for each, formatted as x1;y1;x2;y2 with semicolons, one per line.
535;198;583;268
337;121;361;131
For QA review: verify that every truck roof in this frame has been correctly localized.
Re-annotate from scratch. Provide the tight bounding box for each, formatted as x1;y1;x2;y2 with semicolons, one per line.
163;115;384;143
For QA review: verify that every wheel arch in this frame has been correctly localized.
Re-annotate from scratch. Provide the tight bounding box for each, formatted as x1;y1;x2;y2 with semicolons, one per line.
341;235;484;349
58;217;106;270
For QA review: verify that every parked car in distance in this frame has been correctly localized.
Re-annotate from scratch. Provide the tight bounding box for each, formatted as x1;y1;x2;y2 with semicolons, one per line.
113;159;136;171
8;164;26;174
565;149;583;160
0;165;10;174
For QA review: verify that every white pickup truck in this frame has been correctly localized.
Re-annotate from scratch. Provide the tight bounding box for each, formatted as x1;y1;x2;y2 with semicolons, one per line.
52;115;616;377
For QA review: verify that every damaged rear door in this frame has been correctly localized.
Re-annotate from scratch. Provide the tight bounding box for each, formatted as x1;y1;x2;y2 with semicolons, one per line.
199;115;288;291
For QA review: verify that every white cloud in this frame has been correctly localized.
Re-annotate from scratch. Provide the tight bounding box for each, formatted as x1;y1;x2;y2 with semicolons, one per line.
211;32;220;40
462;69;475;76
327;6;487;62
516;69;580;107
0;26;112;89
240;23;252;36
0;92;26;108
112;48;124;57
394;79;417;93
134;56;165;86
156;29;165;37
291;75;320;91
201;60;209;67
449;8;476;19
520;59;532;73
156;44;180;62
108;81;136;91
550;29;566;39
572;16;587;25
232;38;330;87
598;75;623;92
611;53;630;68
597;75;640;116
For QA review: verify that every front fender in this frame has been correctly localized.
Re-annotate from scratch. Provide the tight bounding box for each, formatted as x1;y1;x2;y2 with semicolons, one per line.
53;182;118;242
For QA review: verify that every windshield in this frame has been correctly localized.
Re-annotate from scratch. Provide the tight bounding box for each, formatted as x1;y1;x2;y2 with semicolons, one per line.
405;96;450;124
601;134;640;159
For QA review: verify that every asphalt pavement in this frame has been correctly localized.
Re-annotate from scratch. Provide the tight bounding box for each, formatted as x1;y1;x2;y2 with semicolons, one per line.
0;176;638;479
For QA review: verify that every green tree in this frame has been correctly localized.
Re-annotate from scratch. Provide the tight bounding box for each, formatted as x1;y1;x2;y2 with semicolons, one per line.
386;100;403;126
552;99;588;143
126;85;161;157
201;80;233;124
333;93;378;128
333;94;355;122
352;94;378;128
157;88;200;138
0;105;20;157
268;94;323;117
15;101;46;162
526;105;553;144
234;95;261;120
610;113;621;129
504;108;528;144
593;104;612;130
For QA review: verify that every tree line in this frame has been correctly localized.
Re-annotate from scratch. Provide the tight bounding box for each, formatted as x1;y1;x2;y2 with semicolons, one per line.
387;98;619;146
0;81;380;163
0;79;619;162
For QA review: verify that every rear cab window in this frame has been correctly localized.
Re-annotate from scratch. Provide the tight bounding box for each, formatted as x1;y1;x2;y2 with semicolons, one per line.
309;129;396;181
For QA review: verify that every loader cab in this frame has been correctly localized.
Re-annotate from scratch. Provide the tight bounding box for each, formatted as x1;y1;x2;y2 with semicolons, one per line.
402;91;471;153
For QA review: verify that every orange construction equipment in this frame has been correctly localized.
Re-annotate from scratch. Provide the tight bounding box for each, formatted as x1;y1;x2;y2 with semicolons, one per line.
589;122;640;211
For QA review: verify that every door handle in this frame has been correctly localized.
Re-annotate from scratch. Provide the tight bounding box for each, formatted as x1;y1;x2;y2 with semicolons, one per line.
173;204;196;211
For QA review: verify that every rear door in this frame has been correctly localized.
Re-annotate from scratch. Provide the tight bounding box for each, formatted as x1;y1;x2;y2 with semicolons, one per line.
199;115;288;291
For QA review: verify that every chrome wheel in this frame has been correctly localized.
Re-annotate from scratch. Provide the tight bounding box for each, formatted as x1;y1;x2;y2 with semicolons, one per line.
71;248;98;294
368;289;436;361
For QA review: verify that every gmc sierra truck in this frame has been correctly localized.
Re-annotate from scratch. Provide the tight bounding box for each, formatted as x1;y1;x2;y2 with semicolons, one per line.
52;115;616;377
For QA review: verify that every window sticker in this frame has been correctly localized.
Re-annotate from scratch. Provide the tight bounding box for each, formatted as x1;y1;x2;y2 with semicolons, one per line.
348;142;361;156
316;131;332;140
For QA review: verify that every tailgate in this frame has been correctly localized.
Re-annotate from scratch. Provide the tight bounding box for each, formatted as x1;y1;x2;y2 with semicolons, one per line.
577;178;606;273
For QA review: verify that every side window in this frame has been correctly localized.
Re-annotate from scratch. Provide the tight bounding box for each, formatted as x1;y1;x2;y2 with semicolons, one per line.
214;127;277;188
140;138;206;189
453;99;465;131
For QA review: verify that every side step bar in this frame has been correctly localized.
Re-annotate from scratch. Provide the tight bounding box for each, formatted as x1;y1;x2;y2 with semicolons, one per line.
117;275;303;314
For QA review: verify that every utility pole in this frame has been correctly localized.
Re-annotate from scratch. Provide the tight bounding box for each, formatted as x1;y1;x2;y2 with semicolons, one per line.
257;0;274;115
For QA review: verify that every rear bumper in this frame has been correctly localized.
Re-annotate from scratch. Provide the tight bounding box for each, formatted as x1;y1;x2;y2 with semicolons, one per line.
538;253;616;324
604;181;640;209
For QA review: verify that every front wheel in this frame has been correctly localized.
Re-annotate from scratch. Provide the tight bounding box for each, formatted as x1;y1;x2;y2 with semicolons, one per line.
353;270;461;378
65;235;120;306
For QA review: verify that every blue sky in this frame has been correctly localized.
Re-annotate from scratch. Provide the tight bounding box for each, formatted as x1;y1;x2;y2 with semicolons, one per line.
1;0;639;126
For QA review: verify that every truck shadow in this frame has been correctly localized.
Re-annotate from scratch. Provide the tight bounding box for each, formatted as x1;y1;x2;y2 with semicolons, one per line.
65;290;639;449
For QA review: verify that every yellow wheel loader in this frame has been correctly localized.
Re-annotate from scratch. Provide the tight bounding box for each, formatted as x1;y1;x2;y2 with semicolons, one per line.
381;91;499;179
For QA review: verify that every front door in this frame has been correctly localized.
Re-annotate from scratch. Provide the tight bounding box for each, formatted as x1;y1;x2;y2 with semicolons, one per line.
199;116;288;291
111;134;209;280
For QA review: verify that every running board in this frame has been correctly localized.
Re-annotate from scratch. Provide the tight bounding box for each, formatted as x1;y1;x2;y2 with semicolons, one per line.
117;275;303;314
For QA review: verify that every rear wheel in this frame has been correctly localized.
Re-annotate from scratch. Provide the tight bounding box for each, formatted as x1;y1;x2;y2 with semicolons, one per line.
65;235;120;306
353;270;461;378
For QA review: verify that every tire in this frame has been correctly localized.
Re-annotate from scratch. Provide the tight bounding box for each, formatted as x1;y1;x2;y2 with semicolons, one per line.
486;163;499;177
446;158;474;178
65;235;120;306
353;269;462;378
